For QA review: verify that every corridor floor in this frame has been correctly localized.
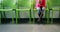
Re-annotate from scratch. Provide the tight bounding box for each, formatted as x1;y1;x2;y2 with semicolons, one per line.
0;24;60;32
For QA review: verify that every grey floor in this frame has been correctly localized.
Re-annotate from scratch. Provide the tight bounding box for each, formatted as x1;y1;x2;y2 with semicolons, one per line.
0;24;60;32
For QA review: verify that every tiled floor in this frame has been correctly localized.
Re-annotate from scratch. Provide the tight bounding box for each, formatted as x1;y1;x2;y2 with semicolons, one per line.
0;24;60;32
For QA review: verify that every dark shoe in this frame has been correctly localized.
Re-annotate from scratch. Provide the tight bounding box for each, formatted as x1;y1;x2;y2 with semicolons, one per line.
37;20;42;24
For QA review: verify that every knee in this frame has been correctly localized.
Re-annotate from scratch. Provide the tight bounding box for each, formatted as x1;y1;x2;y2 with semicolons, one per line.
38;13;41;16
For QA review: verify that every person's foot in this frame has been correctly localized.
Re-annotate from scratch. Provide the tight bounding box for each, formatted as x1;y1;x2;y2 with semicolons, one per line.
37;18;42;24
37;19;40;22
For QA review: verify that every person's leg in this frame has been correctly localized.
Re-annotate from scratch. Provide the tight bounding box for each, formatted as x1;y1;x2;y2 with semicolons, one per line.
41;7;45;17
39;6;43;22
37;8;41;21
38;12;41;21
40;7;45;23
37;7;45;24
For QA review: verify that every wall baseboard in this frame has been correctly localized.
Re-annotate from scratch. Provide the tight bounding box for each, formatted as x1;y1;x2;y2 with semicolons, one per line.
1;18;60;24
